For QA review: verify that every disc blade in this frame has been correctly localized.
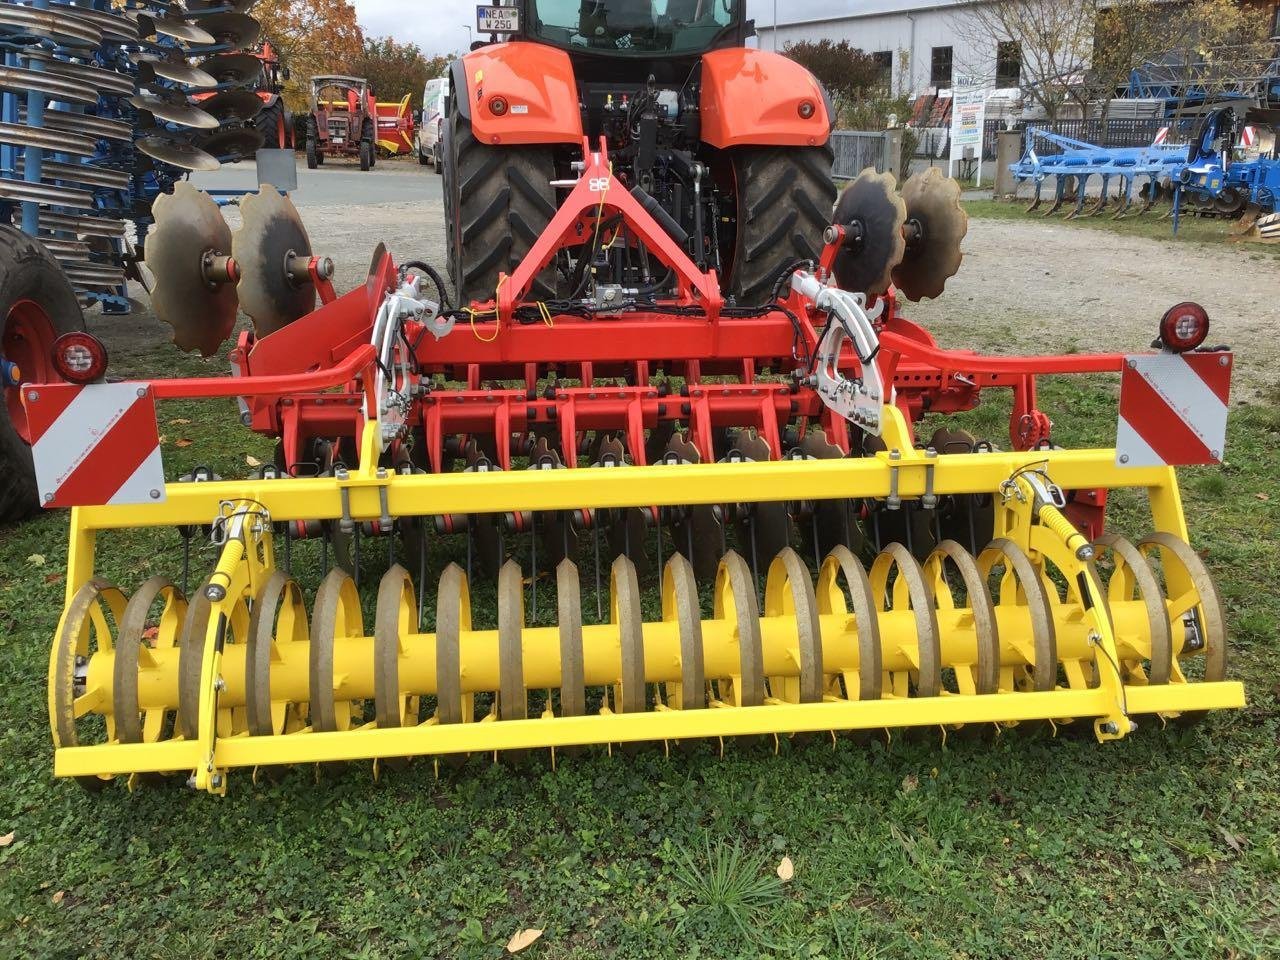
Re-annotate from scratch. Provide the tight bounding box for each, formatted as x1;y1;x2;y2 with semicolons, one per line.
233;186;317;337
139;15;216;45
138;56;217;88
197;124;265;160
129;94;220;130
192;13;261;49
893;167;968;302
137;135;221;172
830;168;907;296
195;53;263;88
198;89;266;122
148;181;238;356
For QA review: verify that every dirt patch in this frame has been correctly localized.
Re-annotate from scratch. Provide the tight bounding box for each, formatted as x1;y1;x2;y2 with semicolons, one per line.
906;217;1280;400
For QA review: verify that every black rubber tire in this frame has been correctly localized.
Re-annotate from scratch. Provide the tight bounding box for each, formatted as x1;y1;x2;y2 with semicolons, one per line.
253;99;287;149
0;228;85;523
364;120;376;168
727;145;835;305
306;138;318;169
433;144;443;175
417;141;430;165
359;140;371;171
445;111;558;306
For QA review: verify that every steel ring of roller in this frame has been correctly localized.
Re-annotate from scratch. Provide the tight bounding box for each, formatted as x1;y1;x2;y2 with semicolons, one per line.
177;581;213;741
661;553;705;709
977;539;1057;692
1138;532;1227;727
764;547;824;703
556;559;586;717
435;563;469;725
375;565;418;728
52;578;126;790
497;560;528;721
114;576;187;744
817;545;882;701
310;568;363;732
246;570;308;736
869;542;941;698
713;550;765;707
609;555;647;715
1095;534;1173;686
925;540;999;696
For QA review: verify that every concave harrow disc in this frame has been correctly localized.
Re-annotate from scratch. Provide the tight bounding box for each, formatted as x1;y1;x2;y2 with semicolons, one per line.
830;169;906;297
894;167;968;301
233;186;316;336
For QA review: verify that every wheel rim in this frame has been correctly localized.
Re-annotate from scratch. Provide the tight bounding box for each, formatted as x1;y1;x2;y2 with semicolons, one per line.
4;298;56;441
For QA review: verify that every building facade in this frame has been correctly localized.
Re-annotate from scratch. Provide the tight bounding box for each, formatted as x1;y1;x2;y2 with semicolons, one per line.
755;1;1028;98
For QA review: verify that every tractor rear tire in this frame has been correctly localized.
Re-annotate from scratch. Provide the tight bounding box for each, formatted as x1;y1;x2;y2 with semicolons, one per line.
727;145;835;306
359;140;372;171
445;111;558;306
306;138;318;169
0;228;85;523
253;99;288;149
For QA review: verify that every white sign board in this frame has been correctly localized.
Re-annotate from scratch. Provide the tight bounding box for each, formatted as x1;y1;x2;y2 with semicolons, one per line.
948;74;991;187
477;5;520;34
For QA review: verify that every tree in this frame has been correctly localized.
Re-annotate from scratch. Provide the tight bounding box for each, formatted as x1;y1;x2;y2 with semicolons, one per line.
952;0;1098;121
1161;0;1276;117
349;37;436;105
783;39;904;129
1086;0;1172;122
253;0;364;112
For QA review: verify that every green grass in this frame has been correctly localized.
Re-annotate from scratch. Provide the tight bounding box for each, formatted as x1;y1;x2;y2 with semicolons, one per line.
965;197;1280;254
1;333;1278;957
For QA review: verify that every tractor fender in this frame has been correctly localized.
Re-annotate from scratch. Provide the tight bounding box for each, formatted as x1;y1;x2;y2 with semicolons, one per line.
698;48;832;149
458;42;582;146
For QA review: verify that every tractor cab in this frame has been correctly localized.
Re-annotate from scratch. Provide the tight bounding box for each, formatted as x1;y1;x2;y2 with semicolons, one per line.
517;0;750;57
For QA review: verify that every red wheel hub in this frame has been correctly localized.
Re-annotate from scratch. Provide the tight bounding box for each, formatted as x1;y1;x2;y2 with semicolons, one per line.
3;299;55;443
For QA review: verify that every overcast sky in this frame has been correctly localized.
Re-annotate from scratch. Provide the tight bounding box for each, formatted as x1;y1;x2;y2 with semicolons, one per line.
354;0;835;58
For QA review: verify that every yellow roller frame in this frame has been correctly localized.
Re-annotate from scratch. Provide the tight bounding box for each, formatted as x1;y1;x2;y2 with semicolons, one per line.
49;407;1246;792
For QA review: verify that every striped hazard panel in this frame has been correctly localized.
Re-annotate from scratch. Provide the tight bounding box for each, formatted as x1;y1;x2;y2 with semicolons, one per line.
22;382;166;508
1115;352;1232;468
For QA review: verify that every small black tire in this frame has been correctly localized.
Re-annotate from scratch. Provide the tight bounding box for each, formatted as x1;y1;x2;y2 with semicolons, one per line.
359;140;372;171
253;99;287;149
417;141;430;166
434;144;443;176
0;227;86;523
445;110;558;305
727;145;835;305
306;137;318;169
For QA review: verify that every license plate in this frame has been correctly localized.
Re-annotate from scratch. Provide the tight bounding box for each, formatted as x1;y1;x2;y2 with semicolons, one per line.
332;137;344;144
477;5;519;33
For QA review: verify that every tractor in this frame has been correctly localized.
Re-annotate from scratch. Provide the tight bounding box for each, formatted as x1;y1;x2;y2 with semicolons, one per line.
442;0;836;306
306;75;378;170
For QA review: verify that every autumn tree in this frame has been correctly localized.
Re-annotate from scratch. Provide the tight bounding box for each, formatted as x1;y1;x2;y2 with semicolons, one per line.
349;37;442;104
254;0;364;111
783;39;905;128
1161;0;1276;116
952;0;1098;121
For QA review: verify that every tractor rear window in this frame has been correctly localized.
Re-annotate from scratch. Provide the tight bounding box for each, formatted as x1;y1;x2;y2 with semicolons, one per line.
531;0;736;54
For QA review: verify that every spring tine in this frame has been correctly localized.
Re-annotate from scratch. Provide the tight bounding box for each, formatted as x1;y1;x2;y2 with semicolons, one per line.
811;511;821;571
284;522;293;575
466;518;474;585
531;511;538;623
353;526;361;591
181;535;191;596
655;514;663;578
387;530;394;568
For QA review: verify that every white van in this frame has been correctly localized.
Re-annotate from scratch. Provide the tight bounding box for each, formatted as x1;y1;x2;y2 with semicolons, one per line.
417;76;449;171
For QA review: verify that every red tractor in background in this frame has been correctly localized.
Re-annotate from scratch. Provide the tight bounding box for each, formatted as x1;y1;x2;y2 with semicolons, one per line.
191;40;293;150
443;0;836;306
306;75;379;170
251;41;292;149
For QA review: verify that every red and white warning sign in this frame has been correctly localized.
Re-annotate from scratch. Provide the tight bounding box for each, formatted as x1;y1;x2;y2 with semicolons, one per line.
1240;125;1256;148
1116;353;1231;467
23;382;166;507
1153;126;1169;145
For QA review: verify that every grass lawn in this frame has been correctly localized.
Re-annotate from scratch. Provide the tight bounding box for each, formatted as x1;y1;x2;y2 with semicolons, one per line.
1;335;1278;958
965;197;1280;255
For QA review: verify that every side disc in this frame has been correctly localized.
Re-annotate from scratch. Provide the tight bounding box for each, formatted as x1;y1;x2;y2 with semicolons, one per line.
199;89;267;123
148;181;237;356
137;135;220;172
193;13;262;51
233;185;316;336
129;93;219;130
196;53;264;88
894;167;968;301
198;124;265;161
830;168;907;296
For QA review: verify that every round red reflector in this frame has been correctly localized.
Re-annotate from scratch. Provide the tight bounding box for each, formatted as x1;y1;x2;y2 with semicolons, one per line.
489;96;508;116
1159;302;1210;353
798;99;816;119
51;332;108;383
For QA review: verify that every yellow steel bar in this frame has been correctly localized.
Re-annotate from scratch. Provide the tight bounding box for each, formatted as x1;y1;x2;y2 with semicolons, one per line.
51;681;1246;777
71;449;1177;531
63;509;96;605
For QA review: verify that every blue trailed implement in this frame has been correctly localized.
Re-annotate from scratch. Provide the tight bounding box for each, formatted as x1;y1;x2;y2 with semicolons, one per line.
1009;127;1188;219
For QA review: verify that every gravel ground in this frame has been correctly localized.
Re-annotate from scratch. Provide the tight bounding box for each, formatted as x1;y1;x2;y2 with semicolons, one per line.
92;181;1280;401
